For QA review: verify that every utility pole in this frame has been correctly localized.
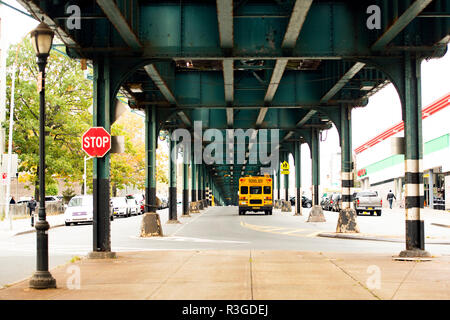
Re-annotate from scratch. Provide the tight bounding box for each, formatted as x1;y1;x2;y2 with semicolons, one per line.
0;9;8;218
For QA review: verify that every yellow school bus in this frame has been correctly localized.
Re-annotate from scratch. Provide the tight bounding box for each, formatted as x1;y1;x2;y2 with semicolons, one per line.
238;175;273;215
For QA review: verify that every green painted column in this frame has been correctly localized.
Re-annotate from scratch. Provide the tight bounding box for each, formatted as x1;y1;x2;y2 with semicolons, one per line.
191;151;197;202
276;164;281;200
92;56;112;255
401;53;427;256
145;106;157;213
295;141;302;215
283;152;289;201
340;105;354;210
169;132;178;221
203;165;208;207
182;149;189;216
197;164;202;202
311;128;320;206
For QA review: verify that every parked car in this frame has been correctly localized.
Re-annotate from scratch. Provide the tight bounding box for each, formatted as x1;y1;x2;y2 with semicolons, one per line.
158;196;168;209
45;196;59;202
320;194;331;210
64;195;94;226
125;195;140;216
17;196;32;205
322;193;336;211
132;193;145;213
110;197;130;217
353;191;382;216
330;193;342;212
289;196;312;208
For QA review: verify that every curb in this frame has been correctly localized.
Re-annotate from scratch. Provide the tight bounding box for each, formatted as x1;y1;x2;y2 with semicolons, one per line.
431;223;450;228
317;232;450;245
13;223;65;236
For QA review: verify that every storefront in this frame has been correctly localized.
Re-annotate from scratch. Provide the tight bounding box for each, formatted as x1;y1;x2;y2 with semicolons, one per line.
355;93;450;210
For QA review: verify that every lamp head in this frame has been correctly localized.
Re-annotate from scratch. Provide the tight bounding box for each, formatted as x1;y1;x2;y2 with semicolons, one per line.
30;22;54;57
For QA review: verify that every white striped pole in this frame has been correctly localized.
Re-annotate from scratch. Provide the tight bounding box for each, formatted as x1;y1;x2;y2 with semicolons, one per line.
341;171;353;209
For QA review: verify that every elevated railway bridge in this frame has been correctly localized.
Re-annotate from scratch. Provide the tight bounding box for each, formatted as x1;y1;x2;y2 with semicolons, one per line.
18;0;450;259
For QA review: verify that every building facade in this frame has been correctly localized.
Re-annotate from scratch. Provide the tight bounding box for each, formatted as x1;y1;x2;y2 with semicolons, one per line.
355;93;450;210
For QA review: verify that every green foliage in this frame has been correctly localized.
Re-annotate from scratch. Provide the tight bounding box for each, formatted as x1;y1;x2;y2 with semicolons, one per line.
5;38;92;190
46;183;58;196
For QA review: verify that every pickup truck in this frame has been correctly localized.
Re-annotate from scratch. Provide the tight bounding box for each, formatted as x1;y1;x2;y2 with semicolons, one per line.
353;191;382;216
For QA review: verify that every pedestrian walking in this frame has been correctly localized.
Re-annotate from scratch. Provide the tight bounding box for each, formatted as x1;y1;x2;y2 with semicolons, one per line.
27;197;37;227
9;197;16;204
387;190;396;209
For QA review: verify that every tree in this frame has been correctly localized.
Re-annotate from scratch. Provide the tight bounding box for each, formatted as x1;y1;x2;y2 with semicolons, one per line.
4;38;92;198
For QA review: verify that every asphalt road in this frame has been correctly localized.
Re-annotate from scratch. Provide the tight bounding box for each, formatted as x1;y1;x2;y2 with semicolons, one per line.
1;205;449;287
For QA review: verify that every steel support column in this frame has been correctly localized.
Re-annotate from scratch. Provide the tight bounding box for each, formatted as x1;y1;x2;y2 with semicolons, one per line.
145;106;157;213
191;152;197;202
400;53;428;256
91;57;112;255
203;166;208;207
340;105;354;210
169;133;178;221
283;152;289;201
197;163;203;209
182;149;189;216
295;141;302;215
276;164;281;200
311;128;320;206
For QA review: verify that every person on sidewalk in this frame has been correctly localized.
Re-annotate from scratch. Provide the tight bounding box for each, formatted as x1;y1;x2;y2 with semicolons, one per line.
387;190;396;209
27;197;37;227
9;197;16;204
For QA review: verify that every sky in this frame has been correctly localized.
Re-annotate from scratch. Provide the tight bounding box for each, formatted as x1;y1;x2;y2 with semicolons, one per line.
1;1;449;194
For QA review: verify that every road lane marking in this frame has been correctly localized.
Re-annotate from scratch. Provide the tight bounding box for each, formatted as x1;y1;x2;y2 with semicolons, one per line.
240;221;323;238
281;229;306;235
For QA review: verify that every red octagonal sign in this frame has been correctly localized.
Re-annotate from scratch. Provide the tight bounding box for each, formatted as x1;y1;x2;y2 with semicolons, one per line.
82;127;111;158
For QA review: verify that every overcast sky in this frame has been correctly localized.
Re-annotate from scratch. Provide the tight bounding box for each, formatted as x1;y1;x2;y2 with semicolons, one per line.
1;1;449;192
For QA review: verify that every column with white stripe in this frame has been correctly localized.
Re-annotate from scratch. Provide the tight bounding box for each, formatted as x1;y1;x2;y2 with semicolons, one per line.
400;53;428;257
340;105;353;210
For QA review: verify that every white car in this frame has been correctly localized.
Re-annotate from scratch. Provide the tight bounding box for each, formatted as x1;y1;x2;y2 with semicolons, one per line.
132;193;145;214
111;197;130;217
125;195;140;216
64;195;93;226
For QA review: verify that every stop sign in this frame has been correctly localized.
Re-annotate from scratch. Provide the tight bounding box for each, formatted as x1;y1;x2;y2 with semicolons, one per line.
82;127;111;157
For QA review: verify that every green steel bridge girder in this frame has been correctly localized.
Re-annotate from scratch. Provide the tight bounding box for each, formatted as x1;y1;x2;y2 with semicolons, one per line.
26;0;450;59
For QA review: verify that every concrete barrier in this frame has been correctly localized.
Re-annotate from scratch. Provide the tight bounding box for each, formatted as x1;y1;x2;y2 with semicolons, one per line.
307;205;326;222
336;208;359;233
274;200;282;209
281;200;292;212
140;212;163;237
189;202;200;213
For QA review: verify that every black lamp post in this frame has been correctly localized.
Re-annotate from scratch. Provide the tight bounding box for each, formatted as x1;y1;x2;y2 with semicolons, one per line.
29;22;56;289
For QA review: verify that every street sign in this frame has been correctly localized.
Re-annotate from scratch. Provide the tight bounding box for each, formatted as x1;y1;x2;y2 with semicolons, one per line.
82;127;111;157
281;161;289;175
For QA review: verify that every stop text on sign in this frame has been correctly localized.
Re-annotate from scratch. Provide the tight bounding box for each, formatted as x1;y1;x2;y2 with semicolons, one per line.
81;127;111;158
83;136;110;149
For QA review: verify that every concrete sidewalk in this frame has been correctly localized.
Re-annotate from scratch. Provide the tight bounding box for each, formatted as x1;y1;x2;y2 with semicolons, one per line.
0;214;65;237
0;250;449;300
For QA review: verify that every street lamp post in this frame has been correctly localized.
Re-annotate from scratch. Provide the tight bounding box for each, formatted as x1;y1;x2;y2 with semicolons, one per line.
29;22;56;289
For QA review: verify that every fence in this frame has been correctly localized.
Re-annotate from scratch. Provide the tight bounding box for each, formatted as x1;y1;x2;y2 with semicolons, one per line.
0;201;65;218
